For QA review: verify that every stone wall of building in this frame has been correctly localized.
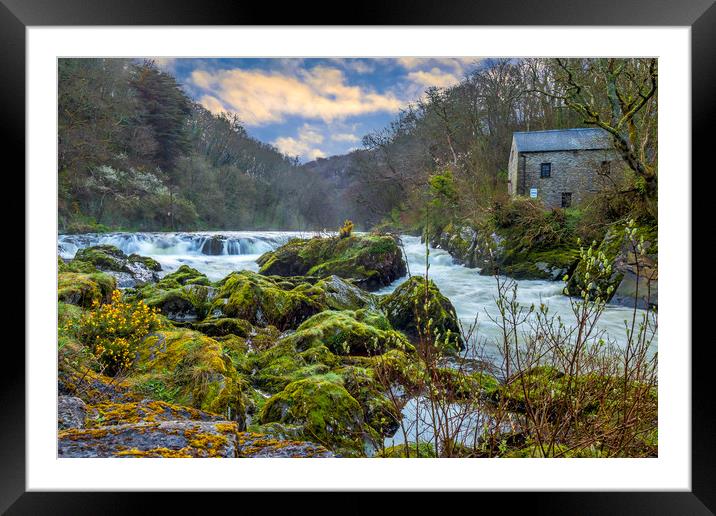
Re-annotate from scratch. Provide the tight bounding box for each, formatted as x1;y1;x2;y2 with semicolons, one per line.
509;148;625;208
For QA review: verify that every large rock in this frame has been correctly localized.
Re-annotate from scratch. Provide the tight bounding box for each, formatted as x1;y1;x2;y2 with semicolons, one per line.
71;245;161;287
379;276;464;352
257;234;407;291
57;271;116;307
258;377;370;457
201;235;226;255
315;275;378;311
236;433;334;458
56;396;334;458
566;222;658;308
428;220;578;281
58;420;242;458
122;329;246;425
210;271;326;331
127;266;214;321
284;309;411;356
137;284;215;322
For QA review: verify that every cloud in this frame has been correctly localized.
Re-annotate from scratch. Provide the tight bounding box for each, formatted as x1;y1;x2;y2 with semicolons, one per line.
331;132;360;143
396;57;481;75
189;65;403;126
327;58;375;74
198;94;227;115
407;67;461;88
273;124;327;160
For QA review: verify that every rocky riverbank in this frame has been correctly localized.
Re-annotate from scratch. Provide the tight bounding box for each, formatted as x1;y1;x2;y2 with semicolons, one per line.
425;214;657;309
57;233;483;457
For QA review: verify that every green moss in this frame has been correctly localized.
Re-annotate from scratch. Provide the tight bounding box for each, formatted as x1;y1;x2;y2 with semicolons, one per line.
124;329;247;424
58;272;116;307
190;317;252;338
379;276;464;352
128;254;162;272
58;256;70;273
73;244;126;271
257;234;406;291
157;265;210;289
565;220;657;301
258;377;368;456
128;282;213;321
376;442;436;458
434;367;500;400
211;270;325;331
284;309;411;357
314;275;378;311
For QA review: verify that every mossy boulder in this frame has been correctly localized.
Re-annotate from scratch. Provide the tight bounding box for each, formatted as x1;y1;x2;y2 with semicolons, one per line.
566;221;657;308
84;399;223;428
258;377;369;456
58;271;116;308
315;275;379;310
73;244;127;271
257;234;407;291
331;365;400;438
238;338;339;394
70;245;161;287
58;420;242;458
284;309;412;357
127;265;213;322
157;265;210;289
132;283;215;322
235;432;334;458
379;276;464;352
125;329;246;425
210;270;326;331
189;317;252;338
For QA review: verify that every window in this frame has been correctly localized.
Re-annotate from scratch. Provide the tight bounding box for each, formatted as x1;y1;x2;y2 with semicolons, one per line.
600;160;611;175
540;163;551;178
561;192;572;208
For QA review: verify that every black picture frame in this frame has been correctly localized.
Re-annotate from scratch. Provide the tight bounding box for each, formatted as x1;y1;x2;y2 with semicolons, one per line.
5;0;711;512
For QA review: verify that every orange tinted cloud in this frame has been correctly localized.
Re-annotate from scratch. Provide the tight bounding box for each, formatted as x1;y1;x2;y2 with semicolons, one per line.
191;66;403;126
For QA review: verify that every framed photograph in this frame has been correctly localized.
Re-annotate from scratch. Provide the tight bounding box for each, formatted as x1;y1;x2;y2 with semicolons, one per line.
7;0;711;511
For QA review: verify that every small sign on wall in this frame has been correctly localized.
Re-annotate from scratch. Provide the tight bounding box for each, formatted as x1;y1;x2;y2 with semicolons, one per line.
529;188;538;198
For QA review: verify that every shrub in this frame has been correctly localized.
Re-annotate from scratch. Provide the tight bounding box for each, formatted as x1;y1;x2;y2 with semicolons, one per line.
339;220;354;239
75;290;162;375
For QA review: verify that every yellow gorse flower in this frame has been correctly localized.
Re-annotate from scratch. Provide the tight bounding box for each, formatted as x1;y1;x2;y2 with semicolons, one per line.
76;289;161;376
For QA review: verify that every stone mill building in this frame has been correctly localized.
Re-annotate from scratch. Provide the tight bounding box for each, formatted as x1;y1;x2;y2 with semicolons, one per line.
507;128;624;209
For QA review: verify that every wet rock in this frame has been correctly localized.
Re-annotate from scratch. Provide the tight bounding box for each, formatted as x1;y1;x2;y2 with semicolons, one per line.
201;235;226;255
379;276;464;352
58;396;88;430
315;275;378;311
210;271;326;331
257;234;407;291
70;245;161;287
58;420;241;458
237;432;334;458
58;272;116;308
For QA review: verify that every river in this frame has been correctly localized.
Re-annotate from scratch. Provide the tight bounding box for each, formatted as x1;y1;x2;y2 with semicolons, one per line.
58;230;657;356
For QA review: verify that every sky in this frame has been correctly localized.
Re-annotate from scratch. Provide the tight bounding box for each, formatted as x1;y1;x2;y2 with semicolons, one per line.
153;57;482;162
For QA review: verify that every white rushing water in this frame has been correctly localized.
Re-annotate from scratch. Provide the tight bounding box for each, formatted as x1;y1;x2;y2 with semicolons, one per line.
58;231;656;354
58;231;318;282
379;236;657;361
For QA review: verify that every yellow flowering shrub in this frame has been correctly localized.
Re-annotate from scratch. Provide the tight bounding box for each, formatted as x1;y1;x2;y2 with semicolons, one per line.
76;290;162;375
338;219;354;239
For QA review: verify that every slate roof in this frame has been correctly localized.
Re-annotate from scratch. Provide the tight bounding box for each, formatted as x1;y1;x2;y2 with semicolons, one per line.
513;128;612;153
